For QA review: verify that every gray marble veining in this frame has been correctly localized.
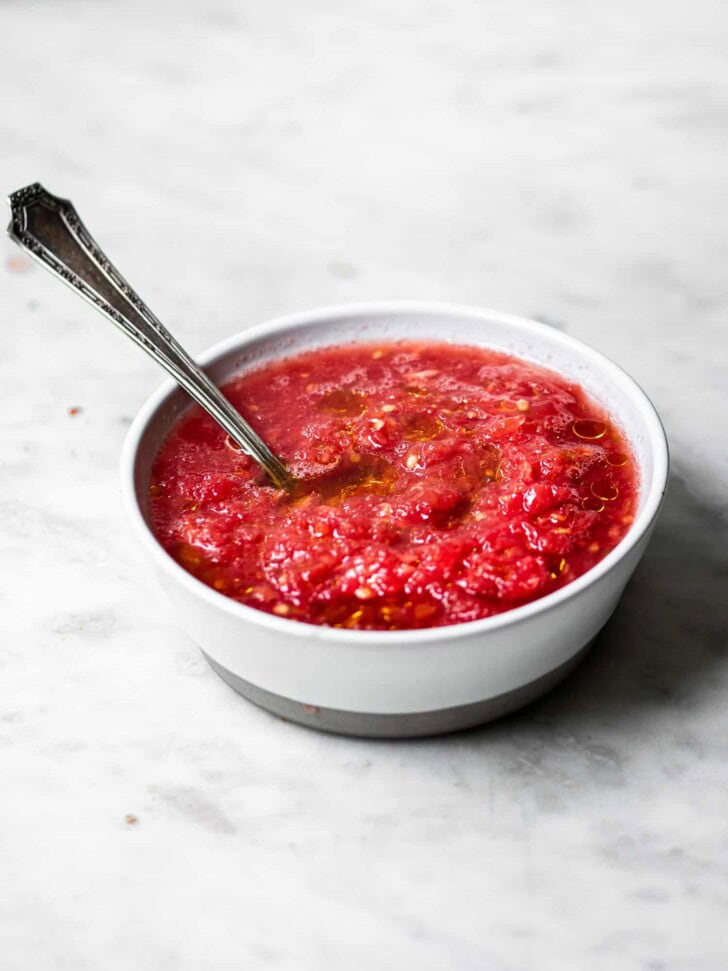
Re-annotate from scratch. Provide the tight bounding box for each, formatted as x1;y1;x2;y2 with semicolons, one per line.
1;1;727;968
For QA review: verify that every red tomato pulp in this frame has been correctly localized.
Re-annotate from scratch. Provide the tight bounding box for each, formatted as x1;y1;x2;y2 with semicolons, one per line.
150;341;637;630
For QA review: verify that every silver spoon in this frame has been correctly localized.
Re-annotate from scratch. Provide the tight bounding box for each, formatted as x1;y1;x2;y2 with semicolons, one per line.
7;183;292;489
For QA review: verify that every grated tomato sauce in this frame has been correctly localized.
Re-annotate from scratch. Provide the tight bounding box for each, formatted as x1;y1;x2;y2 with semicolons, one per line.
149;341;637;630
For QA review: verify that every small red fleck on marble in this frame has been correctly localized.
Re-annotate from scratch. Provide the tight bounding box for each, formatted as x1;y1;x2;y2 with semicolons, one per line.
5;255;33;274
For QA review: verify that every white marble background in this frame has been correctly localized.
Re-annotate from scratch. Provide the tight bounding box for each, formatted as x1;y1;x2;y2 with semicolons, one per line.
1;1;727;968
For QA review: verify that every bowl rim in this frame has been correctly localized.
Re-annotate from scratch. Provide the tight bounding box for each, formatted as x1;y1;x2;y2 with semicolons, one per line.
120;300;669;645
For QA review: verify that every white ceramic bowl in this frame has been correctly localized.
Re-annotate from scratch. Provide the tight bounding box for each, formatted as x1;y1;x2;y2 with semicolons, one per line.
121;302;669;737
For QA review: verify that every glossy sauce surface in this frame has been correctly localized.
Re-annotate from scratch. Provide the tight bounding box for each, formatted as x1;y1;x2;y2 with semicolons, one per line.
150;341;637;630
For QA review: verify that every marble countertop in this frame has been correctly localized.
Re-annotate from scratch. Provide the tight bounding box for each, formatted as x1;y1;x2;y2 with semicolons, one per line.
2;1;727;968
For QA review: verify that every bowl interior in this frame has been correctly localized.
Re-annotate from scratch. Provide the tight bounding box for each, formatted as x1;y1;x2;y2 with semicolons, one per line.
130;305;665;537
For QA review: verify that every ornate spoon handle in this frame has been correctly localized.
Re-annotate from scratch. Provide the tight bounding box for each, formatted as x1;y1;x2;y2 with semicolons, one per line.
7;183;291;488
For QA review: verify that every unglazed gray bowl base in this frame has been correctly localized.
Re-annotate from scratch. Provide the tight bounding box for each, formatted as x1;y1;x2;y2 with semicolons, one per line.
202;639;595;738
